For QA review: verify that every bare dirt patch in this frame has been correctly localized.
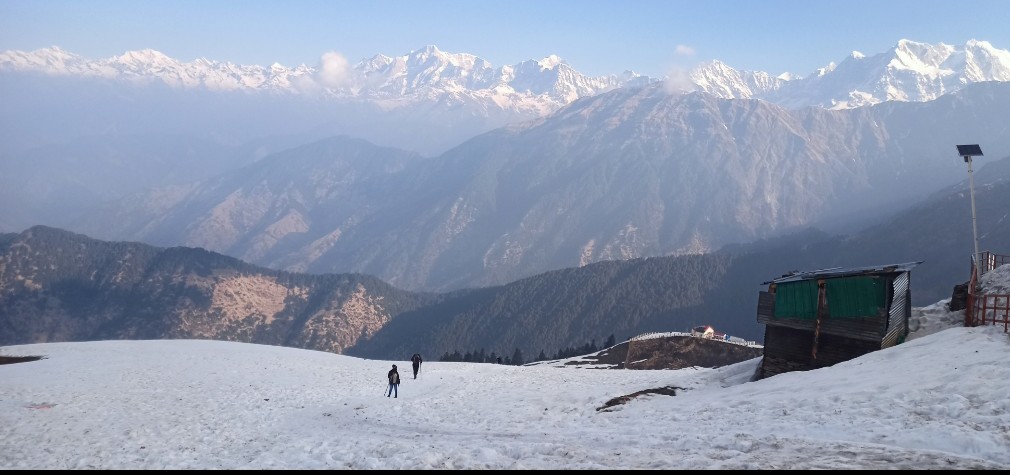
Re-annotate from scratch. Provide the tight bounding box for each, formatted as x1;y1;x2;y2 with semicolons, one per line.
0;355;44;365
598;385;687;412
563;335;763;370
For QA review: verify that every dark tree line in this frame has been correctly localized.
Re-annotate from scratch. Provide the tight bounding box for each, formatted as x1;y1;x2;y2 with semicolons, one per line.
439;348;525;365
438;334;618;365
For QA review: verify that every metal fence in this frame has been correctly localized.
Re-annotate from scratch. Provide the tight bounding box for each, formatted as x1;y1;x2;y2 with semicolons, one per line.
966;251;1010;332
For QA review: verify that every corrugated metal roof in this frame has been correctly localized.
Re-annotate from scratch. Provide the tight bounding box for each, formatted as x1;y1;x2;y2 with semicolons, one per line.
763;261;923;285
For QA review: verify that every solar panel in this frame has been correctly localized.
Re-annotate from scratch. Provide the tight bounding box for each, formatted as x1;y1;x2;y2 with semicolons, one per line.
956;144;983;156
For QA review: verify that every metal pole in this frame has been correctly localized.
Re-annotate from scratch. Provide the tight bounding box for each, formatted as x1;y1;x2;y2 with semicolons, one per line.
966;155;982;278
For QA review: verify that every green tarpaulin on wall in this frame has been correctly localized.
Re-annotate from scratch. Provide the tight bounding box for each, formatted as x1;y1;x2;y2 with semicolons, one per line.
774;276;885;319
773;280;818;319
826;276;886;318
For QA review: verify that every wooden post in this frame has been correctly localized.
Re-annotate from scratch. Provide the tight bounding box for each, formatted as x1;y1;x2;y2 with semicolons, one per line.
812;279;827;360
624;338;634;369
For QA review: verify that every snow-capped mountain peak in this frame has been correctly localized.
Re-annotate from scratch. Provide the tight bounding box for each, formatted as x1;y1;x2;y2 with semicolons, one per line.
117;48;172;63
407;44;448;64
815;61;837;77
0;45;84;72
688;59;785;99
416;44;441;54
113;49;180;76
651;39;1008;108
889;39;954;74
962;38;1010;81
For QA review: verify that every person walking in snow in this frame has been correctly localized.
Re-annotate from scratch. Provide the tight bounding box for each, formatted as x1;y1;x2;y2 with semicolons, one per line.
387;364;400;398
410;353;422;379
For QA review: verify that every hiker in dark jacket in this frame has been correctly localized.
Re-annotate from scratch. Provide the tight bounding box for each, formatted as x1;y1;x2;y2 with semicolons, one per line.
411;353;423;379
387;364;400;398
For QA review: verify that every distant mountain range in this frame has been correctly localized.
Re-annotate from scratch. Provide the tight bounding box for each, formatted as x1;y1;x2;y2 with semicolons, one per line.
2;39;1007;157
0;44;649;111
4;39;1007;111
0;44;650;156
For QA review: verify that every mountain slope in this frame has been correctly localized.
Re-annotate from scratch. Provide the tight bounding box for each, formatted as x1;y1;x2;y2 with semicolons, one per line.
79;136;428;263
0;225;434;353
344;253;737;359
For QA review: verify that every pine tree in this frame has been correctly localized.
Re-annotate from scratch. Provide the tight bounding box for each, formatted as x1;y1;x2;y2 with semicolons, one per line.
511;348;525;366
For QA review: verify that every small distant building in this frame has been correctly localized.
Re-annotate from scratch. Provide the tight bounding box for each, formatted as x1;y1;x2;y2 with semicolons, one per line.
755;261;922;379
691;325;724;340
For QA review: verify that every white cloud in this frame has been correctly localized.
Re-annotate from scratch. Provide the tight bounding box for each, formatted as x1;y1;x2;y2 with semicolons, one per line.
292;74;321;95
663;66;696;94
317;51;350;88
675;44;696;56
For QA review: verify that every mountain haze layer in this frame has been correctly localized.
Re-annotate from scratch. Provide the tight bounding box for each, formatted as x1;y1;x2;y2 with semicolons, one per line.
77;82;1010;290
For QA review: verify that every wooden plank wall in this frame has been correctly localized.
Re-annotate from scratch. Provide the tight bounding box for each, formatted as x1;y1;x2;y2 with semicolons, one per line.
760;326;881;379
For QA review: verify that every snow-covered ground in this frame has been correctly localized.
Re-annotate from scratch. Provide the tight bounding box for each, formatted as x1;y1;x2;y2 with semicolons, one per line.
2;268;1009;469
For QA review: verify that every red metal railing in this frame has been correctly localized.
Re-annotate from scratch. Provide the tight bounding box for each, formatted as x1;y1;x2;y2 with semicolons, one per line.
966;251;1010;332
969;294;1010;332
977;251;1010;275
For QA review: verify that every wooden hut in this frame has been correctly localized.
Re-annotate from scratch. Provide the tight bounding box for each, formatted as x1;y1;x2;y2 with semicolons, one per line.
755;261;922;379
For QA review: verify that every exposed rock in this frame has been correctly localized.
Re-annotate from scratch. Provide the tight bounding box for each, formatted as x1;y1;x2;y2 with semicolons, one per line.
950;282;968;311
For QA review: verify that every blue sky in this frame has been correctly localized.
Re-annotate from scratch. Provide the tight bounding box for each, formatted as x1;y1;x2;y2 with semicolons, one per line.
2;0;1009;78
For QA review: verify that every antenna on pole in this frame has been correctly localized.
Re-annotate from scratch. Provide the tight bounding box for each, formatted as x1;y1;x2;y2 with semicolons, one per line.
956;144;984;279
